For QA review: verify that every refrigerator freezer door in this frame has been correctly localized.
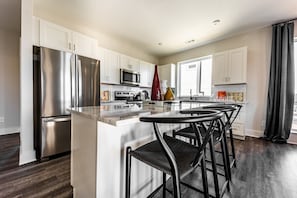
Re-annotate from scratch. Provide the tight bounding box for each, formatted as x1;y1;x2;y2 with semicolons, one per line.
40;48;72;117
41;116;71;158
76;55;100;107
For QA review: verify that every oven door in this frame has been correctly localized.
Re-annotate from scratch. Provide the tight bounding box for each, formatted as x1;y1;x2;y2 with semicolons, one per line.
120;69;140;86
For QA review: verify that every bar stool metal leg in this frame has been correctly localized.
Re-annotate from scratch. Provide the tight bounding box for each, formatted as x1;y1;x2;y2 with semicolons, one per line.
229;128;237;168
222;129;232;181
125;147;132;198
163;172;166;197
200;153;209;198
208;134;220;198
220;135;230;191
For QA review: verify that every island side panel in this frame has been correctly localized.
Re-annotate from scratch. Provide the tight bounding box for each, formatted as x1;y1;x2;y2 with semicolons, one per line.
71;113;97;198
97;121;122;198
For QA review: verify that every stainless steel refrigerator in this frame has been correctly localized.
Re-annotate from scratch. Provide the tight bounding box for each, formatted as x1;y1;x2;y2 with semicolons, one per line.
33;46;100;160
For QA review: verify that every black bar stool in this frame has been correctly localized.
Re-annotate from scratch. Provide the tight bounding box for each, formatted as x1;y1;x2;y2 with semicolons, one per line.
125;111;224;198
202;104;242;169
178;109;232;198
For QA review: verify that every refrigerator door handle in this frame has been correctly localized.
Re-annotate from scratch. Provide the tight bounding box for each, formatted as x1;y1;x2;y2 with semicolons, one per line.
43;117;71;122
77;58;82;107
71;54;76;107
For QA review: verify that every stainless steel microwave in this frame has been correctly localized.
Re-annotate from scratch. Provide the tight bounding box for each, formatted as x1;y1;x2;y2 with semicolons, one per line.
120;69;140;86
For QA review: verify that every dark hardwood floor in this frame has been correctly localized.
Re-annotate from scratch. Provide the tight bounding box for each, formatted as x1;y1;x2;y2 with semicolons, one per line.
0;155;72;198
0;133;20;172
0;136;296;197
155;137;297;198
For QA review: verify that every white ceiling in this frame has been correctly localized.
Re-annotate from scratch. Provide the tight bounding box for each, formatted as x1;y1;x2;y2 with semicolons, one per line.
29;0;297;57
0;0;20;34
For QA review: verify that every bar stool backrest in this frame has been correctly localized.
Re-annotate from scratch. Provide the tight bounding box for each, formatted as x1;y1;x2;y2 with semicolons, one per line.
139;112;224;175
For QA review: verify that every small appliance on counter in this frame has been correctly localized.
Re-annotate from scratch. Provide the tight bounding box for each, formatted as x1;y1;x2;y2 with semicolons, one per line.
114;91;143;104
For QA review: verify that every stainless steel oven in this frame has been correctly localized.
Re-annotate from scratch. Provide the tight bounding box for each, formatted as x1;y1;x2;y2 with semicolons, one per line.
120;69;140;86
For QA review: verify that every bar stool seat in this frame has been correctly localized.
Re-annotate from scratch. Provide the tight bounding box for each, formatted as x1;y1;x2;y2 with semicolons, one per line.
125;111;224;198
131;135;202;177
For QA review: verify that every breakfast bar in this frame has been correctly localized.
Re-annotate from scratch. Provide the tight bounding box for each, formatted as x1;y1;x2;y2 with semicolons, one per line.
69;103;183;198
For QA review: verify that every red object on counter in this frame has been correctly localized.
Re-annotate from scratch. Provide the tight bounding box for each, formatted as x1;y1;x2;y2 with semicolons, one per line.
151;65;161;100
217;91;227;99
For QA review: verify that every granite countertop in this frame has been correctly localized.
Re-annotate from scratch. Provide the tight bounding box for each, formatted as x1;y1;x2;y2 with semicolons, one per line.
69;103;178;126
69;99;246;126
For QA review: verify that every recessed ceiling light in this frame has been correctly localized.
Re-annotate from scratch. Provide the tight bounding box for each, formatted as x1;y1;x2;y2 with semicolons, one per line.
185;39;195;44
212;19;221;25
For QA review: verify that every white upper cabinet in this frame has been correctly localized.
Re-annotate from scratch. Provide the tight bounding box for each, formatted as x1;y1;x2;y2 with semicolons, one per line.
72;32;97;59
140;61;154;87
100;48;120;84
39;19;72;52
38;19;97;59
120;55;140;72
158;64;176;88
212;47;247;85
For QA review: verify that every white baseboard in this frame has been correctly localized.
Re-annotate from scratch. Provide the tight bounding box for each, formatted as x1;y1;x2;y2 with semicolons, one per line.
288;133;297;145
0;127;20;135
245;129;264;138
19;149;36;165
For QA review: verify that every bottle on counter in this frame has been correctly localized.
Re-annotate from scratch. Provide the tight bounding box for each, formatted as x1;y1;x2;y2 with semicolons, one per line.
151;65;161;101
164;87;175;100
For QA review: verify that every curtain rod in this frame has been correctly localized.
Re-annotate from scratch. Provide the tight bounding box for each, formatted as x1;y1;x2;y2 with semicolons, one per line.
272;18;297;26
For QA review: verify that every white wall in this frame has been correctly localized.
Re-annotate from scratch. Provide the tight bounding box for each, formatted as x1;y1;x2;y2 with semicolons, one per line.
20;0;35;165
0;29;20;135
159;27;273;134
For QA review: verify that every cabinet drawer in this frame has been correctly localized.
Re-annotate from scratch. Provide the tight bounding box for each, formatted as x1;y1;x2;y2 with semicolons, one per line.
232;123;245;136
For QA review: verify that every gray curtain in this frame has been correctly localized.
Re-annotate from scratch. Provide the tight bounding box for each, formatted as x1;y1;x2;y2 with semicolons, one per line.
264;21;295;143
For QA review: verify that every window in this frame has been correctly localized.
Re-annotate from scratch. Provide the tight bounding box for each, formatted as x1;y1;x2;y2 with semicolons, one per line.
292;39;297;133
178;57;212;96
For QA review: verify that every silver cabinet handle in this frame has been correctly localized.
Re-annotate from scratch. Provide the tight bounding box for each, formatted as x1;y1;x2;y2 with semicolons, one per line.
44;117;71;122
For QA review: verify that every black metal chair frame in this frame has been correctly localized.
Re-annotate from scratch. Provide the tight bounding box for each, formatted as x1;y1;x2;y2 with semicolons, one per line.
125;111;224;198
177;109;232;198
202;104;242;169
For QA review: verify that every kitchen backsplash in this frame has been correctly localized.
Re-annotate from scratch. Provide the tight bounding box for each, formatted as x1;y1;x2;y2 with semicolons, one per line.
212;84;247;102
100;84;151;101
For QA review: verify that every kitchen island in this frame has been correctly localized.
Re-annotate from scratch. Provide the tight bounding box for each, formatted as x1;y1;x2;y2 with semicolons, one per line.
69;100;242;198
69;103;183;198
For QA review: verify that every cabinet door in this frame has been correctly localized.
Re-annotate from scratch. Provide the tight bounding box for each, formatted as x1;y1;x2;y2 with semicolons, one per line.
101;49;120;84
228;47;247;84
158;64;176;88
40;19;72;52
72;32;97;59
120;55;140;72
212;51;229;85
147;63;155;87
140;61;154;87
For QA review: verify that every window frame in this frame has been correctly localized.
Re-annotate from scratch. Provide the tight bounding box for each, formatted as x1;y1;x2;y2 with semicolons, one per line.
177;55;212;97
